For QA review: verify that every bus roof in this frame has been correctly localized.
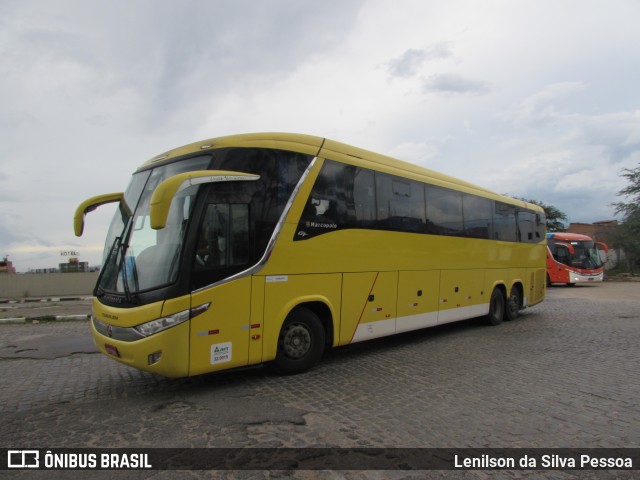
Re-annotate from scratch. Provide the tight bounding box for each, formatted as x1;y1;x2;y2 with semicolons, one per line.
547;232;594;242
141;132;544;213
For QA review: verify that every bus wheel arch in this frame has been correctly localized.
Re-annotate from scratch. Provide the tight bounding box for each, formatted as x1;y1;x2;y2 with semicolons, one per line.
270;305;328;375
299;301;334;348
485;286;506;326
505;283;523;321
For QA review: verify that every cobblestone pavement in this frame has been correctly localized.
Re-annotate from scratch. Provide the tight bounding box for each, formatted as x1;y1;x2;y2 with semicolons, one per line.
0;283;639;479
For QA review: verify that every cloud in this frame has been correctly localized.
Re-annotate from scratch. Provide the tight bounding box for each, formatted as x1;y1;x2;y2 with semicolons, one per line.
571;111;640;164
422;73;491;96
387;43;453;78
504;82;586;125
475;83;640;222
501;83;640;166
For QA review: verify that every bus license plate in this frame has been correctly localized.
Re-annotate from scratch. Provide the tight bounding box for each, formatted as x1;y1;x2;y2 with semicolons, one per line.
105;344;120;357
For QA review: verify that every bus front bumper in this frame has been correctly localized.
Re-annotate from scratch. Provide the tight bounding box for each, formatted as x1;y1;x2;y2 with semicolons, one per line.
91;317;190;378
567;270;604;284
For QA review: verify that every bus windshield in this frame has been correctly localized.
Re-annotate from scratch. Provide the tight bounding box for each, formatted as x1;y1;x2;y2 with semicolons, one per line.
551;239;604;270
96;148;314;297
568;241;605;269
98;156;211;294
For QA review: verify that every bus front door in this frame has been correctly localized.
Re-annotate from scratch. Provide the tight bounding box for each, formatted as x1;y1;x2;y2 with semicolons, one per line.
189;276;252;376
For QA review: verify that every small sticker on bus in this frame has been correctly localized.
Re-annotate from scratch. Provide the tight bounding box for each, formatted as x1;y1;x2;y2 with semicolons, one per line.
266;275;288;283
211;342;232;365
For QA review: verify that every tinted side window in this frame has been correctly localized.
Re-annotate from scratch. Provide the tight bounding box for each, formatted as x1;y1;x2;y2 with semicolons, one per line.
212;148;312;252
213;148;312;223
297;160;347;240
296;158;535;244
376;174;426;233
426;185;463;236
494;202;517;241
463;194;492;239
518;210;545;243
352;168;376;228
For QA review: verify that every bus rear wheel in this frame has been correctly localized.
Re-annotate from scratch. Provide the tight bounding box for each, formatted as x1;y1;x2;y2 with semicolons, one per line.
485;288;505;326
271;308;325;375
505;286;521;321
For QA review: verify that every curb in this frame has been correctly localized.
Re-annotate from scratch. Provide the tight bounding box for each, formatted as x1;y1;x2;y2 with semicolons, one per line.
54;315;91;321
0;315;91;324
0;296;92;304
0;318;27;324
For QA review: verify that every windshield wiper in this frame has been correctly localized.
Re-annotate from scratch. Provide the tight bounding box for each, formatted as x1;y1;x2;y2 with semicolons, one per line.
95;236;122;297
95;236;138;304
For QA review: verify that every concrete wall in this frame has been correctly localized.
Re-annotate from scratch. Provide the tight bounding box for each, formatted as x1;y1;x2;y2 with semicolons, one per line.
0;272;99;298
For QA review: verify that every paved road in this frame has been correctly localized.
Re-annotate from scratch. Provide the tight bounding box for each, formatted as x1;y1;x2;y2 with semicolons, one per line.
1;283;639;479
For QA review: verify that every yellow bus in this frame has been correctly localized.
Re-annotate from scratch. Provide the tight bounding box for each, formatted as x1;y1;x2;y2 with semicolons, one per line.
75;133;546;377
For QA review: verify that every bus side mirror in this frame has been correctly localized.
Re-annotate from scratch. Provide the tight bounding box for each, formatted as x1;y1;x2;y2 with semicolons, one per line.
74;192;124;237
149;170;260;230
555;241;575;255
596;242;609;254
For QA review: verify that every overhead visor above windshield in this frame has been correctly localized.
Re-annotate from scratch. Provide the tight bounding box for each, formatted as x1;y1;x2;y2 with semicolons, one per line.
149;170;260;230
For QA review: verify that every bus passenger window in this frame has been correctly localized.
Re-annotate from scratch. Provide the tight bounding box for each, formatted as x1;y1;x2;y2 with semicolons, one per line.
376;174;426;233
463;194;492;239
494;202;517;241
517;210;541;243
353;169;375;228
426;185;463;236
296;160;349;239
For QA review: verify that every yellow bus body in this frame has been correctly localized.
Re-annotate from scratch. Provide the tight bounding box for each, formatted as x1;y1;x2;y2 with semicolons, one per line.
84;133;546;377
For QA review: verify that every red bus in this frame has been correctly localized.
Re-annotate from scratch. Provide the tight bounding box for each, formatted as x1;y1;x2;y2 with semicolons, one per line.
546;232;608;286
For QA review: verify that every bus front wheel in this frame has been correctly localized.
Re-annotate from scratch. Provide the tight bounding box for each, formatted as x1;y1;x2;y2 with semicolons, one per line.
485;288;505;326
271;308;325;375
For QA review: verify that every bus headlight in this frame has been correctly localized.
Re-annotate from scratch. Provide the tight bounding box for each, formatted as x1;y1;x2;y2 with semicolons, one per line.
134;309;191;337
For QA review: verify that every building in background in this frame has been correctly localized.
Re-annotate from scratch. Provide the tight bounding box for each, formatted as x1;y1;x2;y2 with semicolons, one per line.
59;257;90;273
0;256;16;274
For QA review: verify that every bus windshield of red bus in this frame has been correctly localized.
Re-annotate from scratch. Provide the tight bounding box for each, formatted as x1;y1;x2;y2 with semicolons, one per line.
565;240;605;270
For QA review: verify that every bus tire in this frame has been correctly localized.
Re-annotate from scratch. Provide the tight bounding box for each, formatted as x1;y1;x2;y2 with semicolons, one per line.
271;308;325;375
505;286;521;321
485;288;505;326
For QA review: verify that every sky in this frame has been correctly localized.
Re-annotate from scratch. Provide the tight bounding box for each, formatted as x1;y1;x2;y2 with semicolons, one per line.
1;0;640;272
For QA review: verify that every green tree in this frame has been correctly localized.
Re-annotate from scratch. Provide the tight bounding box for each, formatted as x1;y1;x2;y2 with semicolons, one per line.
612;164;640;274
515;198;568;232
612;165;640;218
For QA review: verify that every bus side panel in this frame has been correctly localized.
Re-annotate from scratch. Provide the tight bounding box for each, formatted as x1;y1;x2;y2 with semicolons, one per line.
249;275;265;365
262;273;342;362
396;270;440;333
547;249;568;284
529;268;546;306
339;272;377;345
438;270;487;324
189;276;252;376
345;271;398;344
485;269;508;294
